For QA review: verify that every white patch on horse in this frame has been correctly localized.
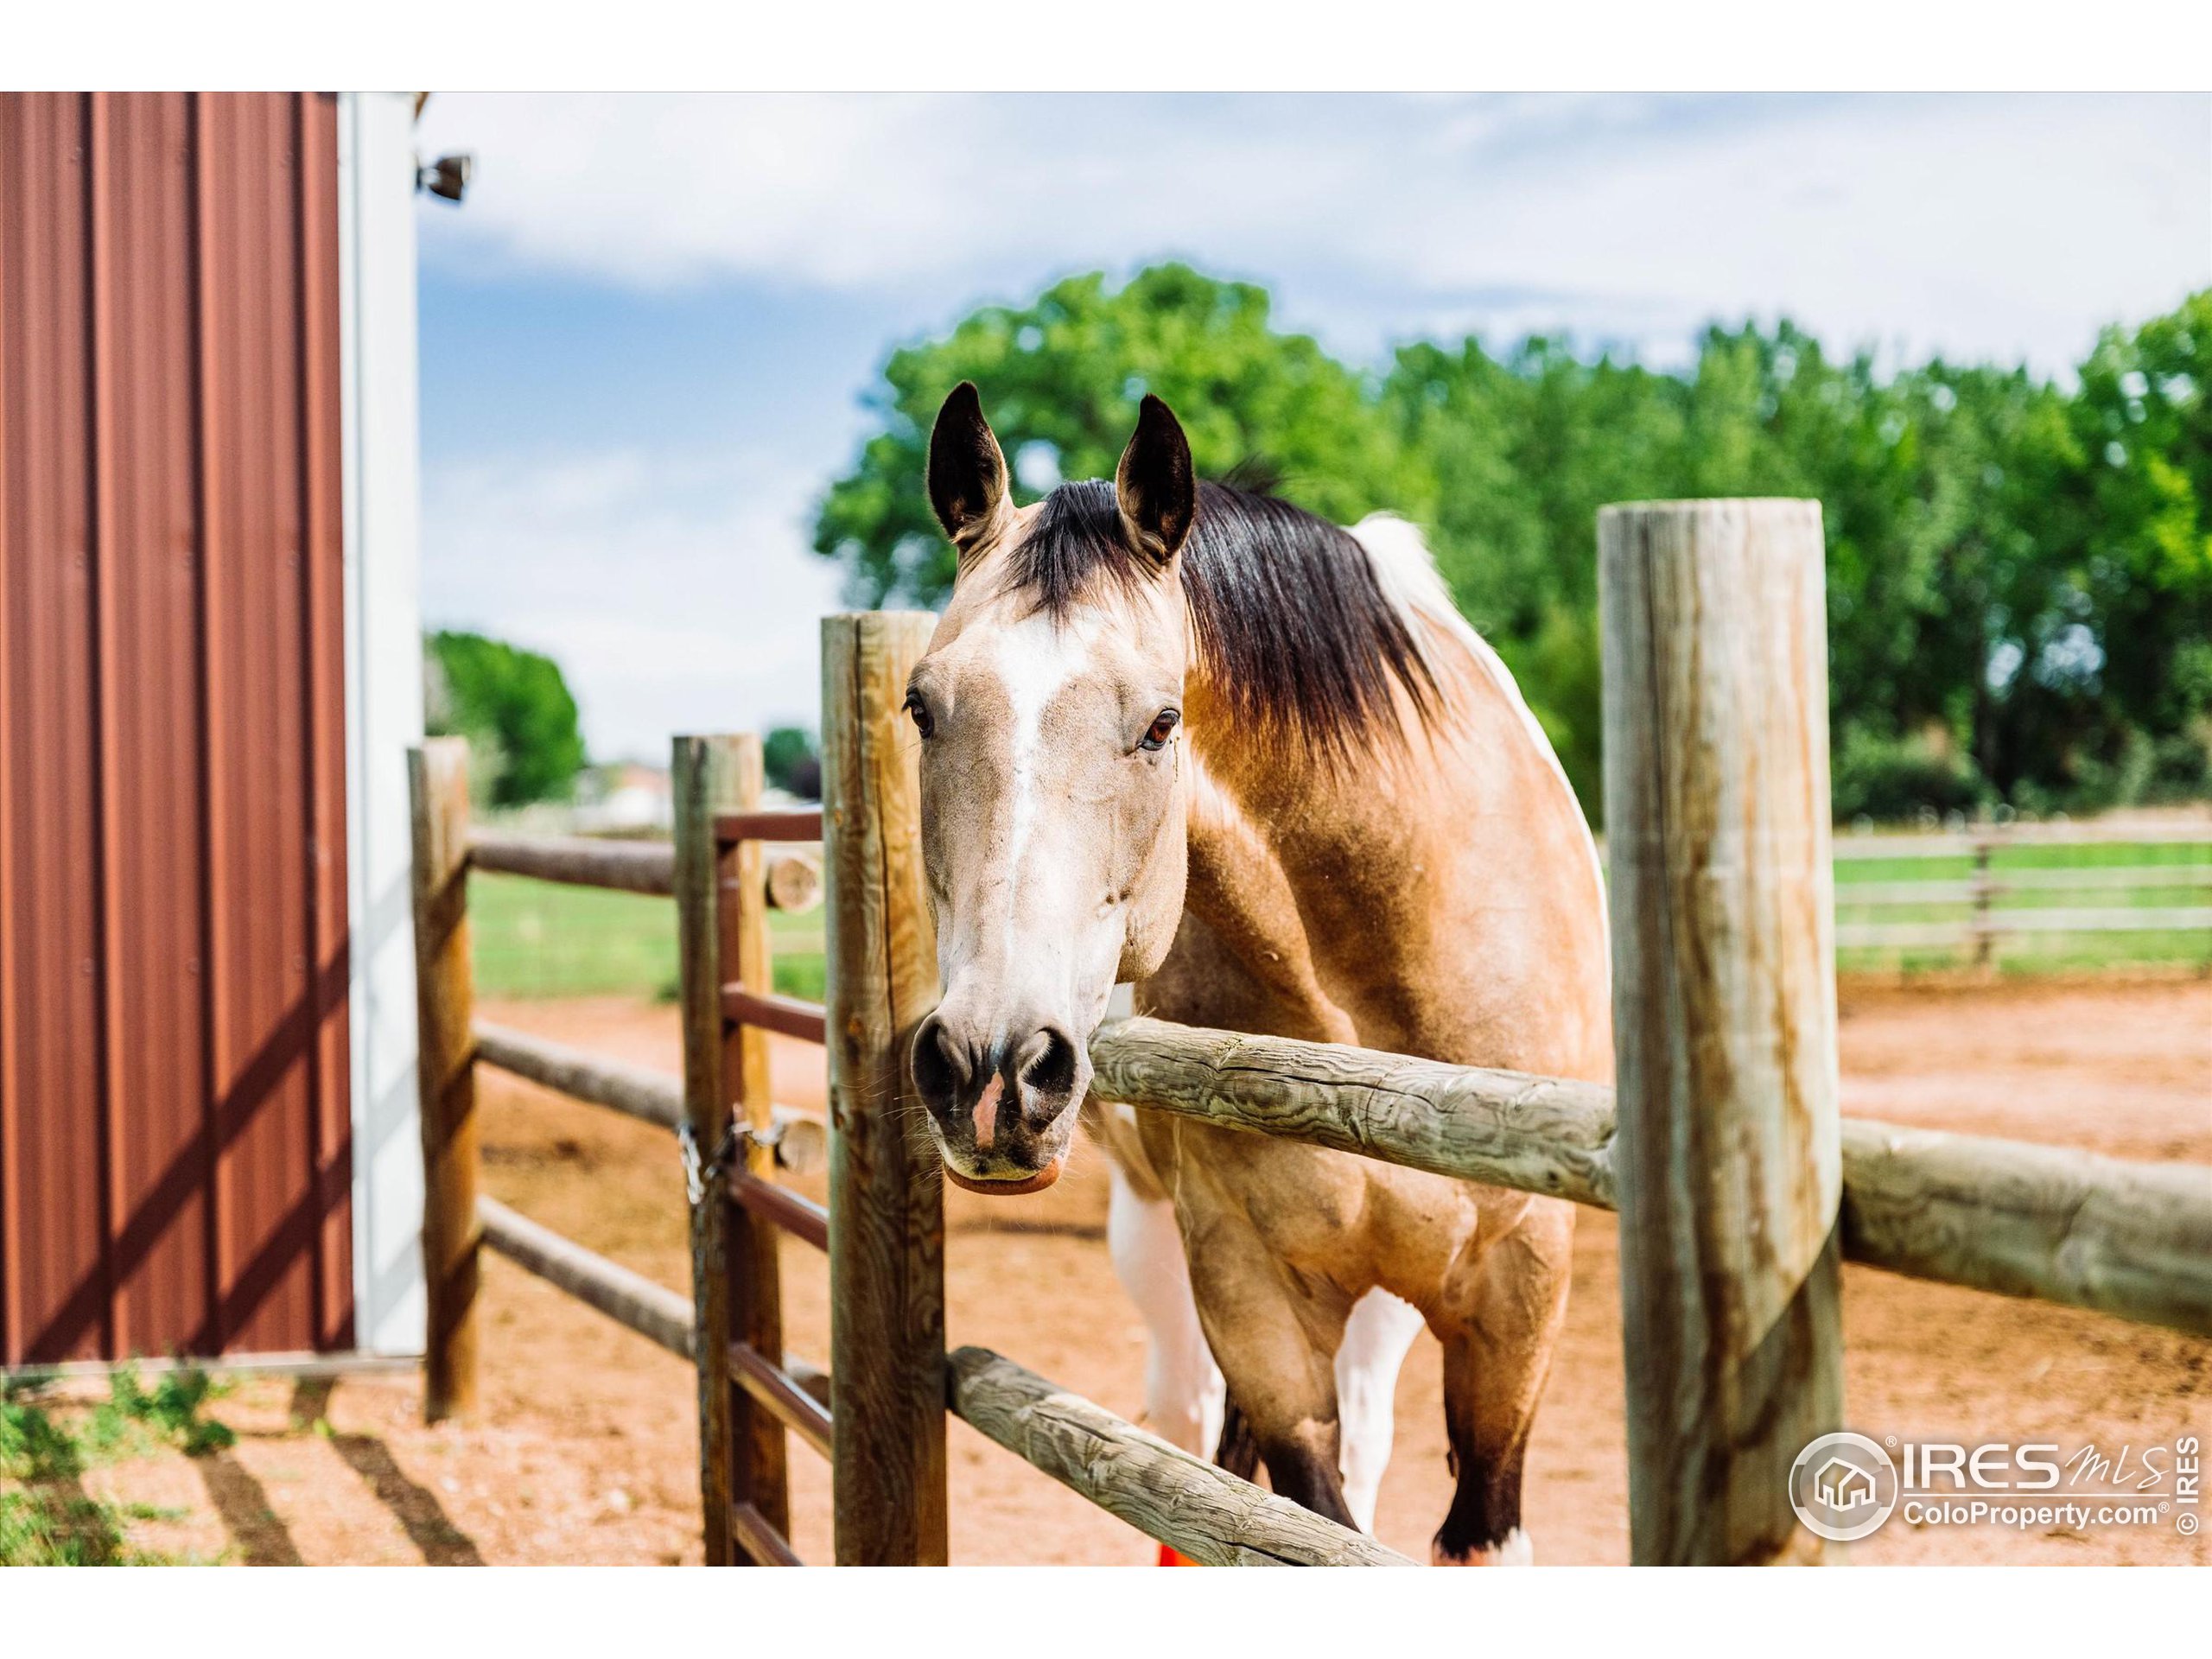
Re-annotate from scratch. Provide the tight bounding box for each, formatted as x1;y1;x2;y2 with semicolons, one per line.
988;608;1096;967
1106;1166;1225;1460
1349;513;1607;920
1335;1288;1424;1535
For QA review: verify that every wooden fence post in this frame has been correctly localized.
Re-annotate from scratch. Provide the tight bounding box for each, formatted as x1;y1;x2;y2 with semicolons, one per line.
823;613;948;1566
1598;499;1847;1565
676;732;795;1565
1970;835;1997;970
674;735;747;1562
410;739;480;1424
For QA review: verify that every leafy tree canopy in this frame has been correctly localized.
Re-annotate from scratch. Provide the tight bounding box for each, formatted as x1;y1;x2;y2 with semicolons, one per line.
763;725;822;801
816;266;2212;823
425;631;586;808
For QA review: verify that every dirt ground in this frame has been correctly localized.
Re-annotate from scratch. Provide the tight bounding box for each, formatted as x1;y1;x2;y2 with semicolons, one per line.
51;975;2212;1566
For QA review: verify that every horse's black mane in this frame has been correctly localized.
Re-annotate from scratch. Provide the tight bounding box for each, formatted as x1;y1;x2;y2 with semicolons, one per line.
1007;474;1441;761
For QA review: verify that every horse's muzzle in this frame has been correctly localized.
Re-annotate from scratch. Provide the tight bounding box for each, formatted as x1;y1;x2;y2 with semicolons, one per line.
911;1010;1089;1194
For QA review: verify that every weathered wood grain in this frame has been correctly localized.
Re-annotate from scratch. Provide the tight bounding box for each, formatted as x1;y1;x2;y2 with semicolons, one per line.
1839;1120;2212;1333
824;613;949;1566
946;1347;1413;1566
1088;1016;1618;1206
673;734;747;1565
476;1195;693;1359
1090;1014;2212;1338
409;740;480;1423
467;829;674;895
764;851;821;913
1599;499;1845;1565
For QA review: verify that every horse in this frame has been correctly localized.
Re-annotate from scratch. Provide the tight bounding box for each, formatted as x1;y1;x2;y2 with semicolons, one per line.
902;383;1610;1563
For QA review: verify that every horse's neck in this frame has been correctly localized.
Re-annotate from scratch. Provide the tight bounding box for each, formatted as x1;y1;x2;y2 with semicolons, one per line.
1183;633;1607;1067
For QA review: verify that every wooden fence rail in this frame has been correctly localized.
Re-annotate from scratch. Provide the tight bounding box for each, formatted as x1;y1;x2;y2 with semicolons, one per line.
477;1195;696;1359
945;1347;1414;1567
414;731;836;1567
472;1020;826;1168
473;1020;684;1131
468;830;677;895
1087;1016;2212;1338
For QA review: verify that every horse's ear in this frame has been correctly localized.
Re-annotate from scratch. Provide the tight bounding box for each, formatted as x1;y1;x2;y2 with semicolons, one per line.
1116;394;1195;566
927;382;1011;561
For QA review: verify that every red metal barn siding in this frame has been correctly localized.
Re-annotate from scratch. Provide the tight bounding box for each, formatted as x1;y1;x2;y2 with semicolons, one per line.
0;92;353;1366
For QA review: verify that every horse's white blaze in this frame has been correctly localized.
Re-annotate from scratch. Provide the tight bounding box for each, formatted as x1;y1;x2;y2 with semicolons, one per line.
984;608;1097;998
1350;513;1607;919
1335;1287;1424;1535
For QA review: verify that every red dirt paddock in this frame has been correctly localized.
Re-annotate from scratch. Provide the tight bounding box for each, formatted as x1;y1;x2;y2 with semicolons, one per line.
39;975;2196;1567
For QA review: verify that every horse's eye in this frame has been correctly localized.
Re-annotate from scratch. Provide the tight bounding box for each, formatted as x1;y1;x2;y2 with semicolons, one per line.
905;692;936;740
1138;709;1179;753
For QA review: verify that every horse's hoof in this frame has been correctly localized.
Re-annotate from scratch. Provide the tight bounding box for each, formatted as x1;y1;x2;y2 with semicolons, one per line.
1431;1529;1533;1567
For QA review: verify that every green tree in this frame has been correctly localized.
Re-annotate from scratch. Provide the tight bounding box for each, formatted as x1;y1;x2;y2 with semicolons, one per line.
814;264;1414;607
424;631;586;808
763;726;822;800
814;265;2212;823
2064;294;2212;800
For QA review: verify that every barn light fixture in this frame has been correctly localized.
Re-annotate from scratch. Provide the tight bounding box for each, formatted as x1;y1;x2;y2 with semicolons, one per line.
416;152;473;203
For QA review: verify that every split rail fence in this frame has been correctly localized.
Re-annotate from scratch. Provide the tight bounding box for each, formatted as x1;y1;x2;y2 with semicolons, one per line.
408;734;833;1565
1832;823;2211;963
416;498;2212;1567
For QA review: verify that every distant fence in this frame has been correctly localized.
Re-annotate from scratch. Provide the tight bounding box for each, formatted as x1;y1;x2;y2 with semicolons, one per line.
1831;824;2212;963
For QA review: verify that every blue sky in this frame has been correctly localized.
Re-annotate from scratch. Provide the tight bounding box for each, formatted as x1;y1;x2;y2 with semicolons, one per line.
410;92;2211;764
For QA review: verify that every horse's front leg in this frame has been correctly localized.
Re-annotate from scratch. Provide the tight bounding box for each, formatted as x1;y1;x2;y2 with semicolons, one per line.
1177;1197;1359;1529
1104;1157;1225;1460
1335;1287;1425;1534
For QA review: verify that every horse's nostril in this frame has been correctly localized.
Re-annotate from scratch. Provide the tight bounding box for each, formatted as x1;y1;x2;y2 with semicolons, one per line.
1012;1027;1081;1121
911;1016;969;1109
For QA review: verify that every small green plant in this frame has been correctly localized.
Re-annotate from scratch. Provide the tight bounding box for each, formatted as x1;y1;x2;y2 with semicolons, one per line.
0;1367;234;1565
94;1364;237;1459
1;1388;83;1483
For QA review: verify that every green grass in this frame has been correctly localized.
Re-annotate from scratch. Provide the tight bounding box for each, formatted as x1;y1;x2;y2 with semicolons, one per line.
1833;836;2212;974
463;837;2208;1001
0;1366;235;1566
468;872;825;1001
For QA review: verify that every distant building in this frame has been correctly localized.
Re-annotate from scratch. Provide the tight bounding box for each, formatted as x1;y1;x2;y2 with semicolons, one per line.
574;762;676;834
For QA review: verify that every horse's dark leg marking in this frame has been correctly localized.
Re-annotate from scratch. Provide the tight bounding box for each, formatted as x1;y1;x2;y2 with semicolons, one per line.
1213;1392;1260;1482
1259;1433;1360;1531
1434;1427;1529;1562
1431;1209;1573;1564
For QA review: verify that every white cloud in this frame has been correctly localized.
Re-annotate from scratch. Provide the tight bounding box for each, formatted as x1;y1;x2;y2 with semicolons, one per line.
422;444;848;761
408;93;2210;765
416;92;2209;372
